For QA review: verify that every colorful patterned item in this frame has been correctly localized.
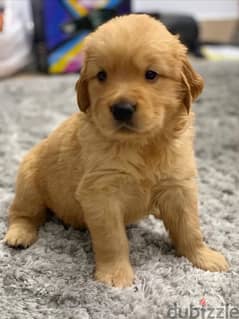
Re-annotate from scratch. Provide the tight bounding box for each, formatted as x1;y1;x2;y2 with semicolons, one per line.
33;0;130;74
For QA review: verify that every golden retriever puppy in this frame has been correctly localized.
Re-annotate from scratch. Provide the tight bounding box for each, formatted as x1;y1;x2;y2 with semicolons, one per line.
4;14;229;287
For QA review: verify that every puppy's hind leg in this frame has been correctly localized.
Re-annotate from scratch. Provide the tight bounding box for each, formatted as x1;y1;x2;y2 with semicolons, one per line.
4;161;46;248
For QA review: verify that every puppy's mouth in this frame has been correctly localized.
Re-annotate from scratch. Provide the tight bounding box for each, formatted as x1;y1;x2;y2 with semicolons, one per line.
114;121;157;135
116;123;136;133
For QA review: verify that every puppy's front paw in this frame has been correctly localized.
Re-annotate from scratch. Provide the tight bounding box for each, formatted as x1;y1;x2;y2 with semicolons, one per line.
189;244;229;272
95;262;134;288
4;224;38;248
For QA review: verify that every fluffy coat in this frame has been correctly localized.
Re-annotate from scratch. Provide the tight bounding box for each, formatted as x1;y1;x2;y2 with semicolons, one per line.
4;14;228;287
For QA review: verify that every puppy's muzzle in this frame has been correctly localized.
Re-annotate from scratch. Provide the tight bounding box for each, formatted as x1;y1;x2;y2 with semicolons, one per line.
111;101;136;123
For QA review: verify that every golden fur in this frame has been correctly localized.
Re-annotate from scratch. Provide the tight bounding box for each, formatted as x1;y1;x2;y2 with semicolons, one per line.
4;14;228;287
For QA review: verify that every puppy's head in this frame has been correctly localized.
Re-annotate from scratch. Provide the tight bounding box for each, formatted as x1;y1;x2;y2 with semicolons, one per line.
76;14;203;142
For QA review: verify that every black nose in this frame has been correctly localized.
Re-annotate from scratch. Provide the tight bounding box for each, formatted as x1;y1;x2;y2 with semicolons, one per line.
111;102;136;122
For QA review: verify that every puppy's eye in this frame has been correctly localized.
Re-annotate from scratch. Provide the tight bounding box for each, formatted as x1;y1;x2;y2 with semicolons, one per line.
145;70;158;81
97;70;107;82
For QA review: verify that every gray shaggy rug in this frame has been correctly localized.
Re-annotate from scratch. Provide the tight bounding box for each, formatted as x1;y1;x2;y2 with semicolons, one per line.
0;61;238;319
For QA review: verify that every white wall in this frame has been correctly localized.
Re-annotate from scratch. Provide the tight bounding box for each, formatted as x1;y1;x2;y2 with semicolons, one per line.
132;0;239;21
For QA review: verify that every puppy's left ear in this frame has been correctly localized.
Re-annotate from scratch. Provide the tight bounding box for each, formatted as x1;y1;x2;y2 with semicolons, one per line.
75;63;90;112
181;58;204;113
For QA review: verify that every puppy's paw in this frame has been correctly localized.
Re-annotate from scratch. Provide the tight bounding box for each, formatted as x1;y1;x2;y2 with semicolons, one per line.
4;224;38;248
95;262;134;288
189;244;229;272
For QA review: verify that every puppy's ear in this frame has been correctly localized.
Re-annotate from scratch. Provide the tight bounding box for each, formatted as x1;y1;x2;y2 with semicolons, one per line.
181;58;204;113
75;63;90;112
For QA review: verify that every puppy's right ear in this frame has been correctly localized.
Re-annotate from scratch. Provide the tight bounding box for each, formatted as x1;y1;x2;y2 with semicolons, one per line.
75;63;90;112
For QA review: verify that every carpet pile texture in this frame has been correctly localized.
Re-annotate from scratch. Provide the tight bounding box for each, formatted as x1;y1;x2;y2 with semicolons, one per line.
0;61;238;318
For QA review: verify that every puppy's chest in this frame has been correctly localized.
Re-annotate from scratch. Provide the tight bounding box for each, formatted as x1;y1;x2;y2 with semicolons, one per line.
85;151;161;209
80;146;169;221
85;144;164;185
